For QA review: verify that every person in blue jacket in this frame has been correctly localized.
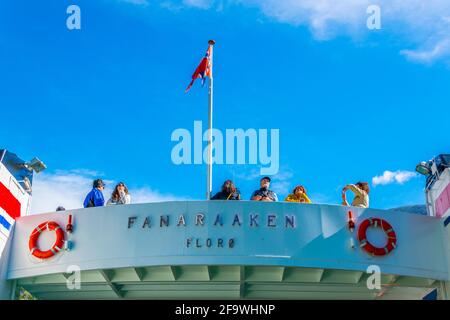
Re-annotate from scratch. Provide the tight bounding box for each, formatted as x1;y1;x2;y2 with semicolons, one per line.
83;179;106;208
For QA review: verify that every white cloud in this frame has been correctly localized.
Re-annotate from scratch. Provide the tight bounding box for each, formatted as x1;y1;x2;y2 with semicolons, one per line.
166;0;450;63
30;170;184;214
372;170;418;186
129;187;183;203
270;170;293;195
401;40;450;64
243;0;370;39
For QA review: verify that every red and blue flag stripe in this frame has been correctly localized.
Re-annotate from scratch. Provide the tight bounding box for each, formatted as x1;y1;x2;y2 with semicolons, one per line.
0;182;21;230
185;45;212;93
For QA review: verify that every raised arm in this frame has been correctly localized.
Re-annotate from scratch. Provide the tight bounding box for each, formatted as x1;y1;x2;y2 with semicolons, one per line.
119;191;131;204
345;184;364;197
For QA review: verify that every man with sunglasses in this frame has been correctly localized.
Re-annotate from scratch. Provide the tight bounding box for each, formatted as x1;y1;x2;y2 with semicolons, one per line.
250;176;278;202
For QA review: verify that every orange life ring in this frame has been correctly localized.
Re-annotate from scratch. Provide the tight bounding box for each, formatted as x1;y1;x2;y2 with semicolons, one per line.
357;218;397;256
28;221;65;259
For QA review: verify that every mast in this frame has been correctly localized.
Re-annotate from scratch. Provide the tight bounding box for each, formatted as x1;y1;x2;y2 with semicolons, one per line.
206;39;215;199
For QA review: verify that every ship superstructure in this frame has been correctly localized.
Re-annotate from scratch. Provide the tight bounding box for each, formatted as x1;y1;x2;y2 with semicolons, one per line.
0;152;449;300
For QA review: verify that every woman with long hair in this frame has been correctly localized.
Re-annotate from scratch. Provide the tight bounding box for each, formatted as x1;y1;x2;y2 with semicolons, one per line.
211;180;241;200
106;182;131;205
342;181;370;208
285;185;312;203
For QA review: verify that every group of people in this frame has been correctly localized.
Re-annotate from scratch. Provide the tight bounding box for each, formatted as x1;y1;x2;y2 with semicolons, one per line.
210;176;369;208
79;176;370;209
82;179;131;208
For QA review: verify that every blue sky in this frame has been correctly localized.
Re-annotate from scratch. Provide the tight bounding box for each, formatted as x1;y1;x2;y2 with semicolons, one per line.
0;0;449;213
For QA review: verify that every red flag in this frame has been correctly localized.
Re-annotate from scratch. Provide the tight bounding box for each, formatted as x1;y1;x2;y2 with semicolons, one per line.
185;45;212;93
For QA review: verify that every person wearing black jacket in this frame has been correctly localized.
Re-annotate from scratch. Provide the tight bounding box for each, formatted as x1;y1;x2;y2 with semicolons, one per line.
211;180;241;200
250;176;278;202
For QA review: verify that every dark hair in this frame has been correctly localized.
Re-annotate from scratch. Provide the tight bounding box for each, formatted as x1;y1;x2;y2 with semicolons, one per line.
93;179;105;188
356;182;370;194
56;206;65;211
293;185;306;194
111;182;129;201
221;180;236;194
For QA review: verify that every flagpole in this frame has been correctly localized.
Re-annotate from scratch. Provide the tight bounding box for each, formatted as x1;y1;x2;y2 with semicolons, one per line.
206;39;215;200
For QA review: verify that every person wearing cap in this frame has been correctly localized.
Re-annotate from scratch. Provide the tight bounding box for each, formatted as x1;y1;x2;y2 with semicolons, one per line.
107;182;131;205
250;176;278;202
83;179;106;208
285;185;312;203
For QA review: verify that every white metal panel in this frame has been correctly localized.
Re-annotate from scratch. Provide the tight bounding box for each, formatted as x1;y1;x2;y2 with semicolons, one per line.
6;201;449;281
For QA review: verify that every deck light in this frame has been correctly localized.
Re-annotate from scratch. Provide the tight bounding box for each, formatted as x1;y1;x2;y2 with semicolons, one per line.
24;157;47;173
415;161;431;176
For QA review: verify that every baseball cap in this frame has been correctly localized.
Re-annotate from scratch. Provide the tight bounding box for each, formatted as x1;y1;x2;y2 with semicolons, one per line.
93;179;105;188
